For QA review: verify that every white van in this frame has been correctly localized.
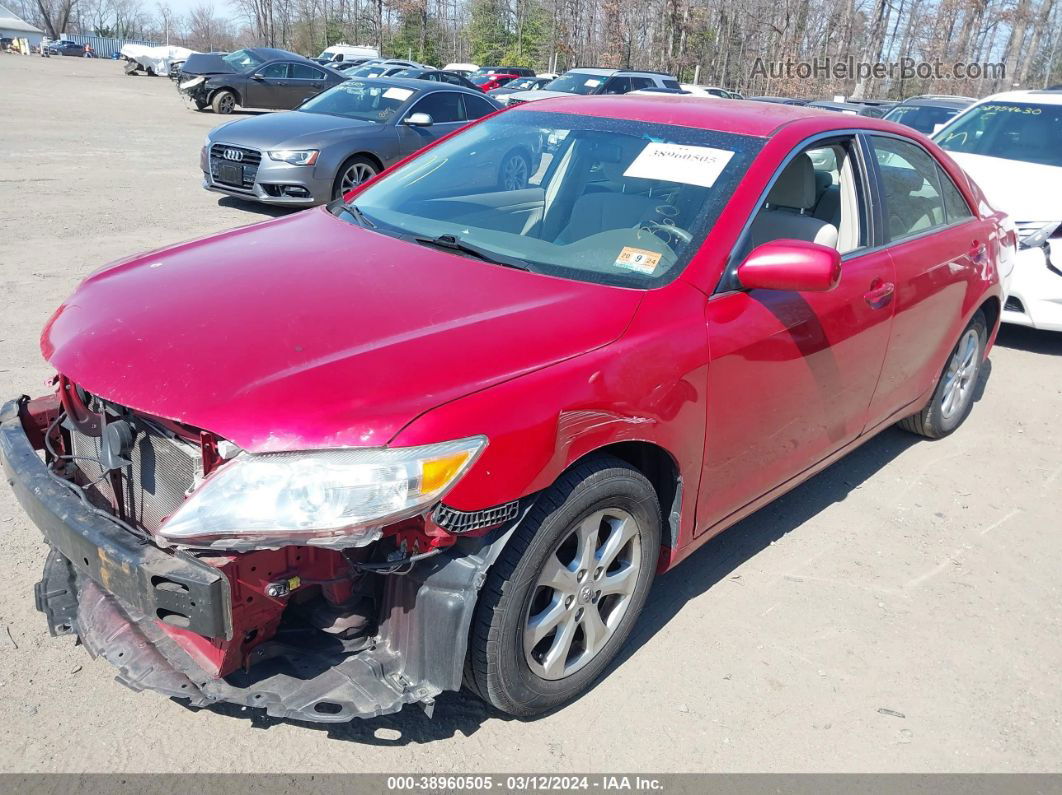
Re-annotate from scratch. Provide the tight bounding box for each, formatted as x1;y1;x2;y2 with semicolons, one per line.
316;44;379;64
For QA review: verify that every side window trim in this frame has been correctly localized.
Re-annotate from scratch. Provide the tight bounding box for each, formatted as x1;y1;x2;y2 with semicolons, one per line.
713;130;874;295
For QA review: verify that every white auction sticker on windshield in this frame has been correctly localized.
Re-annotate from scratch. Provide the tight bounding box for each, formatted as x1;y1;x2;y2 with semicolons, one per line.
624;143;735;188
383;87;413;101
584;78;602;87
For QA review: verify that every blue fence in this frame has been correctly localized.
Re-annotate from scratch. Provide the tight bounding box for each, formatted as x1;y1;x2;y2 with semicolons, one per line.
59;33;159;59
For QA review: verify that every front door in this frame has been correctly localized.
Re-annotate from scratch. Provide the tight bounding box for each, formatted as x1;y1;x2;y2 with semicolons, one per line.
396;91;467;157
246;61;292;108
696;136;896;534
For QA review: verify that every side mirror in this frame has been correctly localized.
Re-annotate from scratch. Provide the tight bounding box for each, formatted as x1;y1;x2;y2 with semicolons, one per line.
251;72;264;80
737;240;842;292
404;112;433;127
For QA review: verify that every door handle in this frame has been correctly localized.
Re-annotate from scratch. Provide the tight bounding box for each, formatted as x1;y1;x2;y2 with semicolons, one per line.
864;280;895;308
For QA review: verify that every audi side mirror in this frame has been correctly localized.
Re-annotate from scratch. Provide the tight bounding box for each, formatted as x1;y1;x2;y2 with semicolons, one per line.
737;240;842;292
404;112;433;127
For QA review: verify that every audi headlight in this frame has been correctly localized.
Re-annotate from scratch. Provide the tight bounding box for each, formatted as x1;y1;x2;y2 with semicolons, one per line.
1018;221;1060;249
268;149;320;165
157;436;486;550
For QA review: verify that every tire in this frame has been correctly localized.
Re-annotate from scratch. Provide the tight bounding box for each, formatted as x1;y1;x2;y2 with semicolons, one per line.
211;89;236;114
498;148;532;191
898;310;987;439
332;155;379;200
466;455;661;717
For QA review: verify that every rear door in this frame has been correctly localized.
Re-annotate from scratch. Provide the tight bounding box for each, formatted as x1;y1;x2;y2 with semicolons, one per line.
697;135;896;533
863;133;989;420
288;63;328;107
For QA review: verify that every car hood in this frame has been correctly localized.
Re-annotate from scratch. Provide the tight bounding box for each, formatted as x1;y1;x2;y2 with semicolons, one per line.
180;53;237;76
42;210;642;452
947;151;1062;222
210;111;378;149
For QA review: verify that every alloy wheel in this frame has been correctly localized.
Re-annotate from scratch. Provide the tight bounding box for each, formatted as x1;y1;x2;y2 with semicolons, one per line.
340;162;377;194
940;327;980;419
524;508;642;680
501;154;529;191
217;94;234;113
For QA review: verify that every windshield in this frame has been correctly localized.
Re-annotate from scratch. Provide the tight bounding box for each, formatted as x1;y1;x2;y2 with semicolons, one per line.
885;104;959;133
300;81;415;122
544;72;608;95
935;101;1062;167
390;68;422;79
336;110;761;288
508;77;539;90
350;64;387;78
221;49;264;71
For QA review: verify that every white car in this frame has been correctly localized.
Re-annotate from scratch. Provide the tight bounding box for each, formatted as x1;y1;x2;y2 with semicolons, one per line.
681;84;737;99
934;90;1062;331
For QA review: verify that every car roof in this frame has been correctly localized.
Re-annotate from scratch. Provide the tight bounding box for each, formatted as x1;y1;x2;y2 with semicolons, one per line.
509;93;921;138
900;97;972;109
975;89;1062;106
251;47;311;62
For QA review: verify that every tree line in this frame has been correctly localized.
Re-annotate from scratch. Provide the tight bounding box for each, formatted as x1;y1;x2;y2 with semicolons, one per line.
14;0;1062;98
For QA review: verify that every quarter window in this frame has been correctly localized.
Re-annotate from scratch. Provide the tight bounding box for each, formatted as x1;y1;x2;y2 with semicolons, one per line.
870;136;949;241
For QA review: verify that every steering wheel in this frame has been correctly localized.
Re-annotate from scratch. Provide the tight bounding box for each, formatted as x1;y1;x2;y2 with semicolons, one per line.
638;220;693;247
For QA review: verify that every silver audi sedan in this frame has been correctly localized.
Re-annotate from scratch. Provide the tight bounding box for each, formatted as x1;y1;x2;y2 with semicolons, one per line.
201;77;517;206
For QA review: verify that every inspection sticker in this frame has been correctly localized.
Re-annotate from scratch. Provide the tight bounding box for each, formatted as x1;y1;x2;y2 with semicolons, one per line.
383;87;414;101
584;78;602;87
624;143;735;188
614;247;661;274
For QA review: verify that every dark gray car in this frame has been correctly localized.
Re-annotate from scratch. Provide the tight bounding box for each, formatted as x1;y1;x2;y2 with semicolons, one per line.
201;78;509;206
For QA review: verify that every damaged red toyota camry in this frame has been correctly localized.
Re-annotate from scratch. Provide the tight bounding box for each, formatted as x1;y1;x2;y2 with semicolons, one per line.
2;96;1009;723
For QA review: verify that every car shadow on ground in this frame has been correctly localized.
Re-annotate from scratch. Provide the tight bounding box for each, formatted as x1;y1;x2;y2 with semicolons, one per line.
994;324;1062;355
184;364;993;743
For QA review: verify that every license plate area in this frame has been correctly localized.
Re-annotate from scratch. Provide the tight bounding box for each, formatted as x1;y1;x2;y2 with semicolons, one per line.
218;162;243;186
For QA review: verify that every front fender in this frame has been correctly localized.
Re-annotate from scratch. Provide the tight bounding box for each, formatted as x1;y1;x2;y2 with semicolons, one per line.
390;281;711;549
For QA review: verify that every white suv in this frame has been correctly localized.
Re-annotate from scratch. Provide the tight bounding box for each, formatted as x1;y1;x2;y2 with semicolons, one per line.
934;90;1062;331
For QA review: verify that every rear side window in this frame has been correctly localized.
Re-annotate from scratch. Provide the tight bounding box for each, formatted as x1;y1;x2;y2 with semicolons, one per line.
870;136;949;242
463;94;497;120
291;64;324;80
937;166;974;223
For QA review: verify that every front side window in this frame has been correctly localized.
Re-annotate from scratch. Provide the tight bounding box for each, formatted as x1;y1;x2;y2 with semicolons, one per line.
409;92;464;123
738;137;867;267
935;101;1062;167
222;49;264;71
258;62;288;79
299;81;413;123
601;76;631;95
871;136;949;241
337;110;762;288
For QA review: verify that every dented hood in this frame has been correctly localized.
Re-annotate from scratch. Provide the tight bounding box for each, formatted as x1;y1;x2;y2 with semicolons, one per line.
42;209;642;452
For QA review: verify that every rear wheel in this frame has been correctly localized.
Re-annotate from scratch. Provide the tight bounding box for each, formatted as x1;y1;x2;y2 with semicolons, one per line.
211;89;236;114
898;311;987;439
332;156;379;200
466;456;660;717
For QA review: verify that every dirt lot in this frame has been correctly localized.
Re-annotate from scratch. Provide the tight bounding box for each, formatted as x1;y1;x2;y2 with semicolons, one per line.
0;55;1060;774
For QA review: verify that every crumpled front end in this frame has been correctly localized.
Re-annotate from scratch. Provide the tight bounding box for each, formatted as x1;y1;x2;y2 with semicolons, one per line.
2;392;524;723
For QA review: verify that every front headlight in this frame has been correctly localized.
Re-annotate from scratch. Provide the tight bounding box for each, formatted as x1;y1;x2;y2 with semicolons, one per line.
157;436;486;550
1017;221;1060;249
268;149;320;166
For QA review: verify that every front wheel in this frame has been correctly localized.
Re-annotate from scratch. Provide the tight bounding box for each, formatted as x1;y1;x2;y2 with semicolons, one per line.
211;89;236;114
332;156;379;200
898;310;987;438
498;149;532;191
465;455;660;717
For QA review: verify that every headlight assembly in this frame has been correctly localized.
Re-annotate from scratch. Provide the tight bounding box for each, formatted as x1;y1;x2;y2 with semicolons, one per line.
157;436;486;550
268;149;320;166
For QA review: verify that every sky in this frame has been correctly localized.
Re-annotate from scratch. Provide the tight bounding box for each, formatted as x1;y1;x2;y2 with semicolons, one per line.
160;0;241;23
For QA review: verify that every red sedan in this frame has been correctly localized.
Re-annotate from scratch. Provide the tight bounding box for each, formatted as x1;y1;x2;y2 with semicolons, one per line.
470;71;520;92
1;96;1007;723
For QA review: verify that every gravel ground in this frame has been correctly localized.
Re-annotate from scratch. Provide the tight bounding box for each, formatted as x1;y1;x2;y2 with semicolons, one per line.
1;54;1060;774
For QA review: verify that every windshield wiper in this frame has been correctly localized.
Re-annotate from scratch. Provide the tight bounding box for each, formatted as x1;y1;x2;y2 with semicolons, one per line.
328;198;376;228
412;234;534;272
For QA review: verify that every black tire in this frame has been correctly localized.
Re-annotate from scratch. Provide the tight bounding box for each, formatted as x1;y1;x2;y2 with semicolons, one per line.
466;455;661;717
332;155;379;200
498;148;532;191
211;89;236;114
898;310;987;439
